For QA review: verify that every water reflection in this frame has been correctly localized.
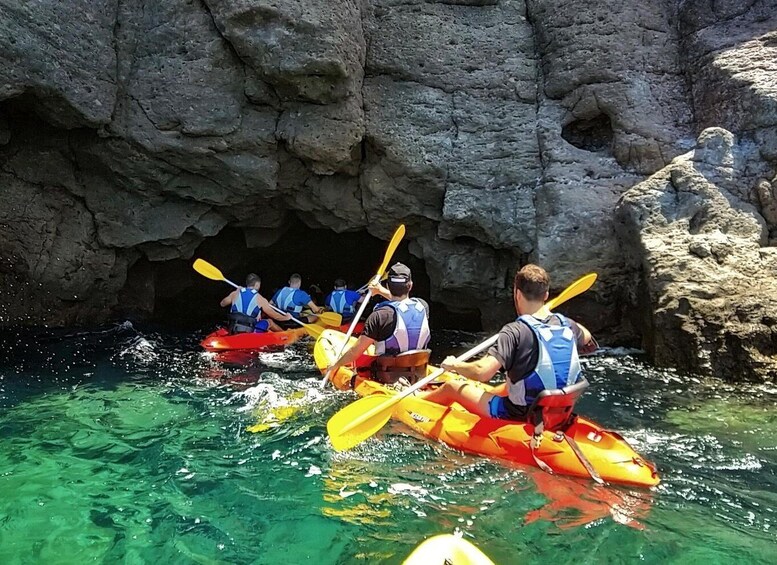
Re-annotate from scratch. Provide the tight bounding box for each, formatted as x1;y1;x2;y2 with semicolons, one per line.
0;325;774;564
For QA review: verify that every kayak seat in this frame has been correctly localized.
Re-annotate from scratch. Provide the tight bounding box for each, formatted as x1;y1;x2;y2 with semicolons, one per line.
363;349;431;385
525;378;604;484
227;312;257;334
526;378;590;433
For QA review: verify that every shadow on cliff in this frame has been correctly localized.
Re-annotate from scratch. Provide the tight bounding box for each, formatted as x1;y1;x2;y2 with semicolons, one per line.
128;221;482;332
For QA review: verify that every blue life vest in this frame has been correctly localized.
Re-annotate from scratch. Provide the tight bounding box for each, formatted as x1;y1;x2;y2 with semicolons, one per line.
274;287;305;314
507;314;582;407
374;298;430;355
327;289;360;316
231;288;261;318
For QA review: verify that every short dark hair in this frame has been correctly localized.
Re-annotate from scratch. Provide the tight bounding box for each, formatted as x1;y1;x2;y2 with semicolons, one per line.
334;278;346;288
289;273;302;284
388;280;411;297
246;273;261;287
514;264;549;301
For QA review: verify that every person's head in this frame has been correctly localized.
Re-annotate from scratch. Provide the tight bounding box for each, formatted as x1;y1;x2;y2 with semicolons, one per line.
513;264;549;314
288;273;302;288
333;278;347;290
245;273;261;290
386;263;412;298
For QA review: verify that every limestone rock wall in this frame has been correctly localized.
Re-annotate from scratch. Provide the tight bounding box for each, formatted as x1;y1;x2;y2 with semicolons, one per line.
1;0;776;379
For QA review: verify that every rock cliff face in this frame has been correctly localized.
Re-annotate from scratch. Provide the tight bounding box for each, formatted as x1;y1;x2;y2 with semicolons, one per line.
0;0;775;379
616;128;777;382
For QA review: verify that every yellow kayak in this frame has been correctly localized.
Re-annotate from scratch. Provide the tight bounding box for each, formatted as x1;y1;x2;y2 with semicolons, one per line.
403;534;495;565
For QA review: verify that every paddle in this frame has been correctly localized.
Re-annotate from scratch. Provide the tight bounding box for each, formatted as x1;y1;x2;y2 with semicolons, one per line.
326;272;598;451
320;224;406;388
302;310;343;327
192;259;326;338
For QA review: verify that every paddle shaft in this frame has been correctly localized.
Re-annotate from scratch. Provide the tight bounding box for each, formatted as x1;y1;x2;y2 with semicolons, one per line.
338;334;499;435
320;225;406;388
319;275;376;388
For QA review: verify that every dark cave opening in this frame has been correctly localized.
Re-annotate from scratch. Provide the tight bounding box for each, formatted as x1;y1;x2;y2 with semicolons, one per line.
561;113;614;153
137;219;482;332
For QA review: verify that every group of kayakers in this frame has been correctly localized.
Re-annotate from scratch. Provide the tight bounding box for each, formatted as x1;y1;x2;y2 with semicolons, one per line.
219;272;364;334
218;259;598;425
326;262;597;423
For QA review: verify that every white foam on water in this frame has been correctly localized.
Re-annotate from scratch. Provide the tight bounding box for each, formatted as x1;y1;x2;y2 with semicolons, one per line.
116;336;159;363
305;465;322;477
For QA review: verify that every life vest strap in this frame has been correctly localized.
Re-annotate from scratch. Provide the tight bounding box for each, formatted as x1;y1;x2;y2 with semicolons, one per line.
228;312;257;334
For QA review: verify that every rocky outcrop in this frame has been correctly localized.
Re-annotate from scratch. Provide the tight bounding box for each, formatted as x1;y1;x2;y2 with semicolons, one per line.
0;0;776;379
616;128;777;382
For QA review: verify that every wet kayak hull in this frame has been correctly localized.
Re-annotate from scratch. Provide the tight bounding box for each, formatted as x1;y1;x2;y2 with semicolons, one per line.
201;321;364;352
314;329;659;488
403;534;495;565
200;328;301;351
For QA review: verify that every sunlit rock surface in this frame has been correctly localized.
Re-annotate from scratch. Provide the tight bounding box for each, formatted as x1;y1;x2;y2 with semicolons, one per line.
0;0;775;379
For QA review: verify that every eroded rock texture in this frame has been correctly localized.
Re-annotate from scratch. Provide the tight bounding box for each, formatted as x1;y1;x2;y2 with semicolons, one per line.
617;128;777;382
0;0;776;379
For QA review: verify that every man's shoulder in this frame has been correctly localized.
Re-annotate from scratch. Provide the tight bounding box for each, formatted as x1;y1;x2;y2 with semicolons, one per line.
500;319;525;333
368;305;394;319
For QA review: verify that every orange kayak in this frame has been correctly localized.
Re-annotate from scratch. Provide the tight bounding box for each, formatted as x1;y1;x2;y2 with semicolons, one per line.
314;329;659;488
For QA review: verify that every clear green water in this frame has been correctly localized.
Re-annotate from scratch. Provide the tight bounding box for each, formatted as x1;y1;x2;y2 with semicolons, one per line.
0;326;774;564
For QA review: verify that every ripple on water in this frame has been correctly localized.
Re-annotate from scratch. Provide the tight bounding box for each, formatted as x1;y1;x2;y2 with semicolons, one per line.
0;327;775;563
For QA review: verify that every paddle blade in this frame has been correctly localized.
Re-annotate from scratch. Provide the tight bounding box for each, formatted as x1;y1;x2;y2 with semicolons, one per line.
317;312;343;327
327;394;394;451
538;273;598;317
193;259;225;282
376;224;406;278
301;323;325;338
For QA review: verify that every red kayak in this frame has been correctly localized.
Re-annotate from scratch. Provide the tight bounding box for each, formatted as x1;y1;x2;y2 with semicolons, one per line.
200;328;303;352
201;321;364;352
336;320;365;335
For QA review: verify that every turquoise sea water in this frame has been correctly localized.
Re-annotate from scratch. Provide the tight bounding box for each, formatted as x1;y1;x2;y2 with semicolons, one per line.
0;325;774;564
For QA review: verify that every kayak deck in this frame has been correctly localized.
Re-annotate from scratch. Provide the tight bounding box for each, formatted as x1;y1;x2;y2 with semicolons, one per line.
201;320;364;352
200;328;303;351
315;329;659;488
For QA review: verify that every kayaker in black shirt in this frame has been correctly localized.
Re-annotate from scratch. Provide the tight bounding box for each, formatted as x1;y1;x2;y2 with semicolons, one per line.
420;264;596;420
324;263;431;380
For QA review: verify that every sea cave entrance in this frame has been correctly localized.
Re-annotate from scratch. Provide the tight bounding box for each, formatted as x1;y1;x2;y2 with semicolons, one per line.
131;218;482;332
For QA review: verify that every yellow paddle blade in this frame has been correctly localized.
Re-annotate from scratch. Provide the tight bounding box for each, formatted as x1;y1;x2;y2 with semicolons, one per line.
317;312;343;327
537;273;597;318
327;394;395;451
193;258;225;282
301;323;325;338
376;224;406;280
